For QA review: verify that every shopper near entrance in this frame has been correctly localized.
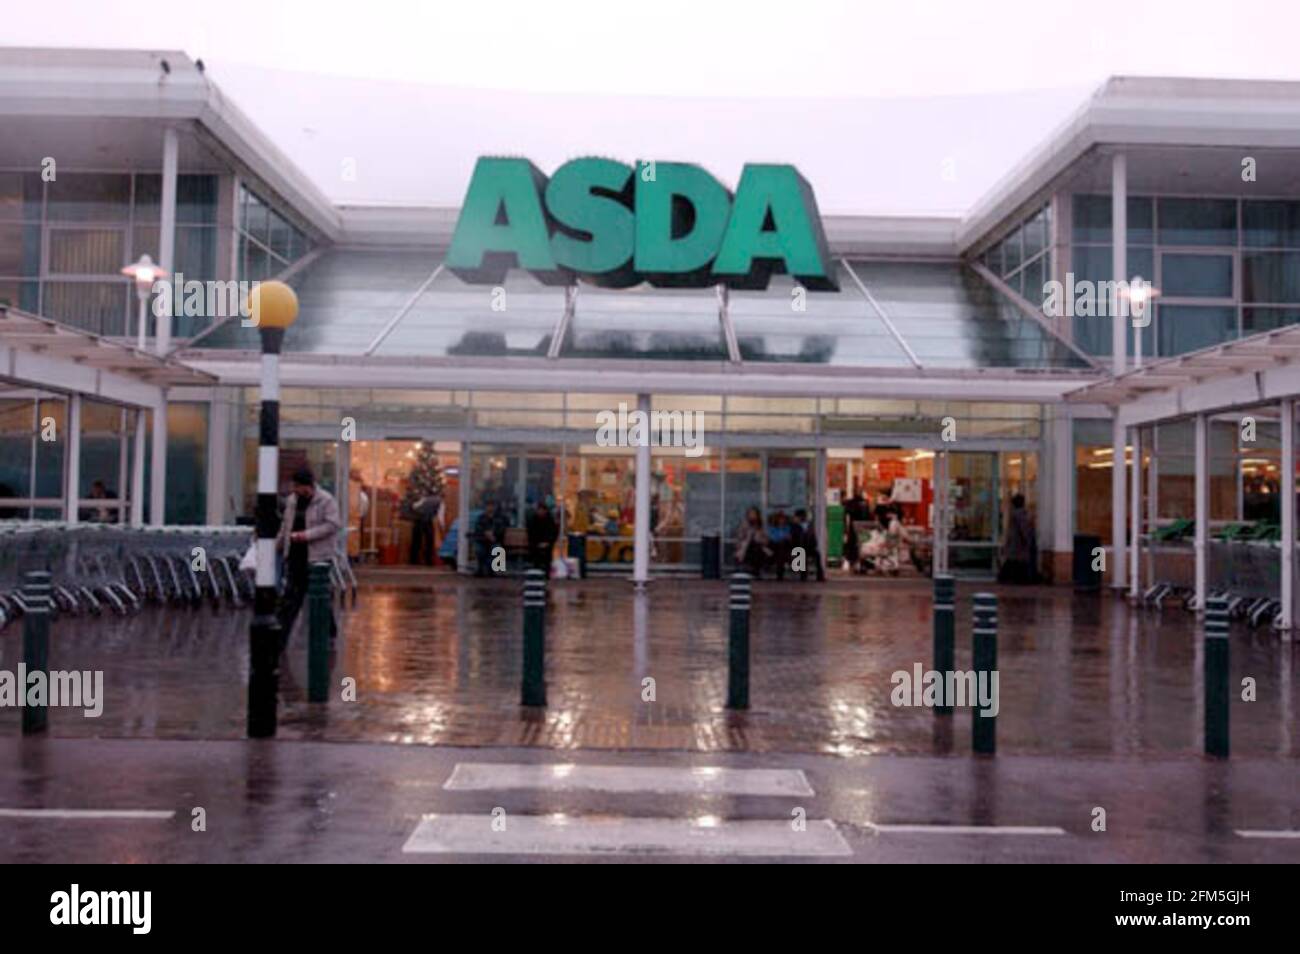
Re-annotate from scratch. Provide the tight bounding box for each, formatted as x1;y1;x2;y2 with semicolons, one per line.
526;498;560;573
791;508;826;582
735;506;771;578
276;467;342;648
998;493;1039;584
473;499;508;576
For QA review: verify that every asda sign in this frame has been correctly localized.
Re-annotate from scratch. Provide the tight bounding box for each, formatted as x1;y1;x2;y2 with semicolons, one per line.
446;157;837;290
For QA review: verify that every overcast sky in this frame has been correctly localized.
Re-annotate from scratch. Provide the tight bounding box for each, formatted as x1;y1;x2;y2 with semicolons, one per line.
8;0;1300;213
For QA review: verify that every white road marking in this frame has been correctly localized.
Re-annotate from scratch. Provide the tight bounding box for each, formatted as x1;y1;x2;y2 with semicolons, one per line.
0;808;175;820
443;762;815;797
1236;829;1300;839
868;823;1066;836
403;814;851;857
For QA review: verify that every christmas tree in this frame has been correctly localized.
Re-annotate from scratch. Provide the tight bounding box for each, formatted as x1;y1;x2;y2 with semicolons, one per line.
402;443;445;517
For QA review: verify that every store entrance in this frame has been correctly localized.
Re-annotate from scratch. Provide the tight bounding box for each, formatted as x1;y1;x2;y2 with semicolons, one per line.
826;446;1030;578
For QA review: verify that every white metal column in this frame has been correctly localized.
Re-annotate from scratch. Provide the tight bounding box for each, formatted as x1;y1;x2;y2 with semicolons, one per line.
157;125;179;356
1282;399;1295;637
336;437;350;553
117;407;129;524
131;408;146;526
934;450;949;574
1194;412;1209;611
815;447;828;576
457;442;471;573
1129;426;1141;599
149;397;167;527
64;395;81;524
633;393;651;587
1111;415;1127;591
206;394;230;525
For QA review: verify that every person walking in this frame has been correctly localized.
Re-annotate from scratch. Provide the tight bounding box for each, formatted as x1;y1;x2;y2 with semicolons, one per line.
998;493;1039;584
408;488;443;566
473;499;508;576
734;506;771;578
791;508;826;582
525;498;559;573
276;467;342;651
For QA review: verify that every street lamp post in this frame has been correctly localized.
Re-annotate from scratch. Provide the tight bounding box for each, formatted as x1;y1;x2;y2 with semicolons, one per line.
120;254;167;350
245;280;299;739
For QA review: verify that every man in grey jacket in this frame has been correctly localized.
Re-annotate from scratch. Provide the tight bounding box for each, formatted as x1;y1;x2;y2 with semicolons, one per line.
276;467;342;649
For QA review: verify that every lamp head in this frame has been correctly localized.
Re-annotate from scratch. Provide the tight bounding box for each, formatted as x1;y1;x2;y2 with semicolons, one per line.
246;281;299;330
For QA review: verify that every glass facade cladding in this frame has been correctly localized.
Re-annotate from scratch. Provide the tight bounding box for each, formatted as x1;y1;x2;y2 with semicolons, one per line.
0;171;220;336
1070;194;1300;358
196;249;1088;371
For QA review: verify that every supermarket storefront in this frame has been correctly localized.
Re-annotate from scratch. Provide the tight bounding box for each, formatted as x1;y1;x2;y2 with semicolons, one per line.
180;247;1088;578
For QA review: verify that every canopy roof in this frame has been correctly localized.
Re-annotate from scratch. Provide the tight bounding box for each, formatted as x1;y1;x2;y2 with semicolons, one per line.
190;249;1092;375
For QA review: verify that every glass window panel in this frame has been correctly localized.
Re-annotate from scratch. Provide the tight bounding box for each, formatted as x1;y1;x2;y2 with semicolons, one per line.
47;228;125;274
1022;255;1046;306
0;399;33;501
0;279;40;312
1071;194;1153;244
1071;245;1154;285
243;192;270;244
35;399;65;499
177;175;217;225
1157;197;1236;246
1161;253;1233;298
175;226;216;281
42;281;128;335
1243;251;1300;303
564;280;724;361
730;268;902;366
1023;209;1048;259
132;225;160;262
852;261;1087;369
0;223;42;277
1242;200;1300;248
47;174;131;222
0;172;43;221
267;210;293;260
1243;307;1300;335
1157;304;1237;356
1002;228;1023;273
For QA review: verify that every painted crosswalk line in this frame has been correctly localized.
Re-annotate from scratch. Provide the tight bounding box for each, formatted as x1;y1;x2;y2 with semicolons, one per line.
867;823;1066;835
443;762;815;797
0;808;175;820
403;814;851;857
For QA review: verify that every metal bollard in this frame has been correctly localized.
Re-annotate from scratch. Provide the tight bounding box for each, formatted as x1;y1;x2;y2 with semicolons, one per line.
932;573;955;715
521;568;547;707
307;561;332;703
21;570;52;735
727;572;752;710
972;592;998;755
1204;596;1230;758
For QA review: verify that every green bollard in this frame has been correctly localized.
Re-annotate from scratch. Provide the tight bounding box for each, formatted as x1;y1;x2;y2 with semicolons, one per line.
972;592;998;755
521;568;547;707
726;572;752;710
1204;596;1230;758
307;561;332;703
21;570;52;735
932;573;955;715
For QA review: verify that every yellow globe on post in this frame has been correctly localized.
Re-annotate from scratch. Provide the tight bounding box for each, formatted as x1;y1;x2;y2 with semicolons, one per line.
246;280;299;330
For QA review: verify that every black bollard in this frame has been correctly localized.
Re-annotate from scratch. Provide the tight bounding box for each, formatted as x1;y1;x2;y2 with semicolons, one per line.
932;573;955;715
1204;596;1230;758
521;568;547;707
726;572;752;710
21;570;52;735
972;592;998;755
307;561;332;703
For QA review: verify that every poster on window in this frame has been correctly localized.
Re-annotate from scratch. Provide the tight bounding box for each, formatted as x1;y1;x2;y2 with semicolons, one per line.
892;477;922;503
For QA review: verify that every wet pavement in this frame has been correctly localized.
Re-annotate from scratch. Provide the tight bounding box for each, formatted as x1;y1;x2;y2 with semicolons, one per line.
0;738;1296;862
0;576;1295;758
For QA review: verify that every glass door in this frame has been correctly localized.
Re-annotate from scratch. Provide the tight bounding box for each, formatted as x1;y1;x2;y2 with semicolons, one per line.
948;451;999;576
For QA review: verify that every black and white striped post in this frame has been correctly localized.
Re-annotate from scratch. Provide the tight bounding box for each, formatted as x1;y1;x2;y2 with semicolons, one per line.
246;281;299;739
521;568;547;707
21;570;52;735
727;571;752;710
932;573;955;715
1204;595;1230;758
972;592;998;755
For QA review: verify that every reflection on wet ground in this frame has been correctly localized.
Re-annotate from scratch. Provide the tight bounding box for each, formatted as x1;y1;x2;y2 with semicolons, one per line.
0;577;1295;758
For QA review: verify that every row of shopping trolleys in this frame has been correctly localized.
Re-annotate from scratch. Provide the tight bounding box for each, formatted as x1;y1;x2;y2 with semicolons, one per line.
1139;581;1282;628
0;524;358;630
